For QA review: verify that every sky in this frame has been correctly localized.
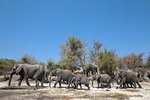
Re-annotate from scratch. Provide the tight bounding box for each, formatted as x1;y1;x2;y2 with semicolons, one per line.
0;0;150;63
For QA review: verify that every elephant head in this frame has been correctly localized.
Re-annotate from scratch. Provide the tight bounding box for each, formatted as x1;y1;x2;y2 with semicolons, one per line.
49;69;60;87
115;71;127;85
8;64;25;86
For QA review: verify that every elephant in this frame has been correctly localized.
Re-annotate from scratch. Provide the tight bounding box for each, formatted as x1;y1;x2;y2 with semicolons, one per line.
8;64;46;87
49;69;75;88
116;75;134;88
83;67;90;77
93;74;111;88
135;67;146;80
116;70;142;88
72;75;90;90
90;67;98;75
83;66;98;77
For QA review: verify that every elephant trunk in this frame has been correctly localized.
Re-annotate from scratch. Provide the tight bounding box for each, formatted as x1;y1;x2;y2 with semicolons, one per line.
8;71;14;86
92;79;94;87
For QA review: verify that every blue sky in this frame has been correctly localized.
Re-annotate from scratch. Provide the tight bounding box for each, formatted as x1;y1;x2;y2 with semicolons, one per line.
0;0;150;63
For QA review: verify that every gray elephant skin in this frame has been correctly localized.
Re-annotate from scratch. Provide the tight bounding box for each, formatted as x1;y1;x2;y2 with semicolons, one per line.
8;64;46;87
72;75;90;90
83;67;98;77
92;74;111;88
49;69;75;88
116;70;142;88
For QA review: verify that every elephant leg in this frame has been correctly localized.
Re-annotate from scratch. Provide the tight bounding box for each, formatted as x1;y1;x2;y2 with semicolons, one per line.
54;76;61;88
59;81;61;88
24;75;30;86
120;78;126;88
133;81;136;88
108;83;111;88
97;81;100;88
101;83;104;88
85;84;90;90
127;83;130;88
18;75;24;86
86;72;89;77
130;83;133;88
74;83;76;89
136;82;142;88
33;70;42;87
100;81;104;88
79;83;82;89
41;80;44;87
76;83;79;89
67;77;72;88
92;80;94;87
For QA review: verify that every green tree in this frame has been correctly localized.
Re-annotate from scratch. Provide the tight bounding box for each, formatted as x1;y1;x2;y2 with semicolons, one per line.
0;59;16;75
89;40;103;67
89;40;117;74
60;36;87;72
100;49;116;74
47;58;54;70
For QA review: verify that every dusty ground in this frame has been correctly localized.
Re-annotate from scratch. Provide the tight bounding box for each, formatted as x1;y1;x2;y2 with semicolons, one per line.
0;76;150;100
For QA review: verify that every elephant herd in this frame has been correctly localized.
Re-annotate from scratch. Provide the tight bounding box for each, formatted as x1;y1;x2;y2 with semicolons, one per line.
8;64;149;90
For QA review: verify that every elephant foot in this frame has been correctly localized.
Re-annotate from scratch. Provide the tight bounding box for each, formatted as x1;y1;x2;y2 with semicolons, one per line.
139;86;142;88
33;87;38;90
120;87;124;89
41;86;44;88
53;86;56;88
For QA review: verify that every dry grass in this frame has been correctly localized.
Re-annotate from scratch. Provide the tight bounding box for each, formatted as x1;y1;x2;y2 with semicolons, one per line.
130;95;143;97
123;89;140;92
107;93;129;99
91;93;129;100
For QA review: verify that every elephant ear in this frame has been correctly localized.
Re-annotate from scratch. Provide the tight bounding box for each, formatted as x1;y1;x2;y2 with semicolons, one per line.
16;65;24;74
120;71;126;78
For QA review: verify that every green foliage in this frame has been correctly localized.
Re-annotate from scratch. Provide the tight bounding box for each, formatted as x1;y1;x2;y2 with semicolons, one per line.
89;40;117;74
88;64;95;69
0;59;16;75
60;36;87;72
100;49;116;73
47;64;67;71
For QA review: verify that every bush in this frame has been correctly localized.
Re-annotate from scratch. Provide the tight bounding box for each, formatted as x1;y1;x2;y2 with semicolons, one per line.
0;59;16;75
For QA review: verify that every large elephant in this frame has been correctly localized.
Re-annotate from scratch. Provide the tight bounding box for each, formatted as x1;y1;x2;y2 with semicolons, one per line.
49;69;75;88
116;70;142;88
8;64;46;87
92;74;111;88
116;74;134;88
72;75;90;90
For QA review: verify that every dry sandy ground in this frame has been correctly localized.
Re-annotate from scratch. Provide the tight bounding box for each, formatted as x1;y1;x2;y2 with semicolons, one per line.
0;76;150;100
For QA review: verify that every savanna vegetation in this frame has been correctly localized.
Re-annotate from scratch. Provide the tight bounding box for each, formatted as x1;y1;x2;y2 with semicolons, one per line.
0;36;149;75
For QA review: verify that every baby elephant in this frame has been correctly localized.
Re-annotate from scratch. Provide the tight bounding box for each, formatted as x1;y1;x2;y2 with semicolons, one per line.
72;76;90;90
92;74;111;88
